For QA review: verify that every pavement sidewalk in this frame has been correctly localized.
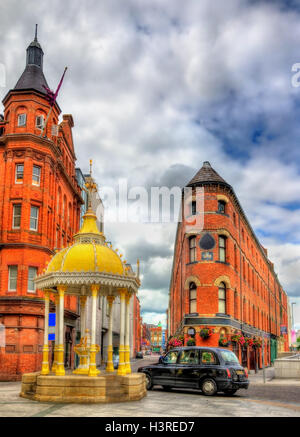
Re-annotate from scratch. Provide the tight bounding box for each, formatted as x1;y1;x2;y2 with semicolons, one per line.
248;367;300;386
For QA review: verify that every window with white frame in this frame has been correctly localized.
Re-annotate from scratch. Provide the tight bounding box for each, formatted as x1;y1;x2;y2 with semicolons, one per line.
32;165;41;185
28;267;38;293
189;236;196;263
219;236;226;262
12;204;21;229
8;266;18;291
189;282;197;313
15;164;24;183
30;206;39;231
17;113;27;127
218;282;226;314
35;115;44;130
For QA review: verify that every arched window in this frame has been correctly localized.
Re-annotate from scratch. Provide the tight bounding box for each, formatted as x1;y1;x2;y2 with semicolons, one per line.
189;282;197;314
219;236;226;262
218;282;226;314
190;201;196;216
189;236;196;263
218;200;226;214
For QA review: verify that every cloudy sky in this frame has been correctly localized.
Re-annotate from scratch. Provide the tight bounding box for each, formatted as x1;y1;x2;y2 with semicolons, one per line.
1;0;300;331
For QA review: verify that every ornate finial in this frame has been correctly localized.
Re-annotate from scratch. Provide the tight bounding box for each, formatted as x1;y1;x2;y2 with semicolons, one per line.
84;160;97;210
35;24;38;41
90;159;93;176
137;259;140;278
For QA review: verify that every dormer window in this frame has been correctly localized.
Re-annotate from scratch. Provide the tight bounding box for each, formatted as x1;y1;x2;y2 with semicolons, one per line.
36;116;44;130
18;114;27;127
218;200;226;214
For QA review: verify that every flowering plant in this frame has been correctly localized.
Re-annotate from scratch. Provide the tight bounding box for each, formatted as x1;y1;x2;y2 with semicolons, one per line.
186;337;196;346
168;337;183;348
245;337;254;347
200;328;212;339
231;333;245;346
218;337;229;347
252;337;262;348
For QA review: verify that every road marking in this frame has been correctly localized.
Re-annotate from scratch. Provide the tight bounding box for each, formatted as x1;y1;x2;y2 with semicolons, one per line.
31;404;65;417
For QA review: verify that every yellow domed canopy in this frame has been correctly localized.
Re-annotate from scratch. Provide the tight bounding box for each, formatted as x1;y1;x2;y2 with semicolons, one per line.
46;208;125;276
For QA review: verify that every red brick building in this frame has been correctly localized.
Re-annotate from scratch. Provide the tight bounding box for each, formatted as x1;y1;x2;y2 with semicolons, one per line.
132;294;142;356
0;31;83;380
168;161;289;371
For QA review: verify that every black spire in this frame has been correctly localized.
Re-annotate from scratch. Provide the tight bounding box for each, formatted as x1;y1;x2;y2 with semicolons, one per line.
187;161;231;188
14;25;49;94
26;24;44;69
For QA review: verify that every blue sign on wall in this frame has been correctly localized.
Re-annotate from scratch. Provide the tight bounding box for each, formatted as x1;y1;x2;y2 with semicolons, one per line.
48;313;56;341
201;251;213;261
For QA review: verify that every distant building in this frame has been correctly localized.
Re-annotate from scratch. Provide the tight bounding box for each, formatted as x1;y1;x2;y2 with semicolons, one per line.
150;322;162;352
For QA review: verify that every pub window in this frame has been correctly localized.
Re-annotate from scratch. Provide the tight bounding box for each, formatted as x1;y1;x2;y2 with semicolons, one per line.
234;292;238;319
218;200;226;214
15;164;24;183
8;265;18;291
218;282;226;314
189;282;197;313
189;236;196;263
219;236;226;262
17;113;26;127
32;165;41;185
12;204;22;229
30;206;39;231
28;267;38;293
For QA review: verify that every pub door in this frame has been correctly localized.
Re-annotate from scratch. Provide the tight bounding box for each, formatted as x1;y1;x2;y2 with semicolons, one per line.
242;347;248;368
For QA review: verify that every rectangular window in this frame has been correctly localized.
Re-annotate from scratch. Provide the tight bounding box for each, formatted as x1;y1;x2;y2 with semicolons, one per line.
8;266;18;291
190;201;196;216
35;116;44;130
219;236;226;262
12;204;21;229
30;206;39;231
218;287;226;313
15;164;24;183
18;114;26;127
189;237;196;263
32;166;41;185
28;267;38;293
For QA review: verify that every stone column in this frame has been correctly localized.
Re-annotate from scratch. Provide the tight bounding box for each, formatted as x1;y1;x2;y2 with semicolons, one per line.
80;296;87;339
106;295;115;373
125;292;131;374
41;290;50;375
117;288;127;376
55;285;66;376
51;294;60;372
88;284;100;377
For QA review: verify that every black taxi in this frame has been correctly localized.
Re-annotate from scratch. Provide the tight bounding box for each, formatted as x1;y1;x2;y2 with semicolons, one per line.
138;346;249;396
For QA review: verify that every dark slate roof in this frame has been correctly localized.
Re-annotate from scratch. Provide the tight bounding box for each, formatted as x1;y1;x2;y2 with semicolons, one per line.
187;161;231;187
14;64;49;95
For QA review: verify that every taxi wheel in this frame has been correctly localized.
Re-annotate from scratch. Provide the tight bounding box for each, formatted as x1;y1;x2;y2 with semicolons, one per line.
145;373;153;390
201;378;217;396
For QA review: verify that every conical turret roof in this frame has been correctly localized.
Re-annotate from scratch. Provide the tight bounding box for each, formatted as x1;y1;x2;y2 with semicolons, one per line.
187;161;231;188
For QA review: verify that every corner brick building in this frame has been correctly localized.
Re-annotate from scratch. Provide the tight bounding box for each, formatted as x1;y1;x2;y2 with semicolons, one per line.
0;32;83;380
168;161;289;370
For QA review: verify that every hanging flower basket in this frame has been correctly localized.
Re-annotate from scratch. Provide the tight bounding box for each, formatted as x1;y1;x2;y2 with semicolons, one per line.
200;328;212;340
186;337;196;346
252;337;262;348
218;337;229;347
245;337;254;347
168;337;183;348
231;333;245;346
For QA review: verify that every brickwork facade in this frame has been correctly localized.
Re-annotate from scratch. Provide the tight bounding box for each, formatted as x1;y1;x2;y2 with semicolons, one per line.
168;162;289;371
0;34;83;380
